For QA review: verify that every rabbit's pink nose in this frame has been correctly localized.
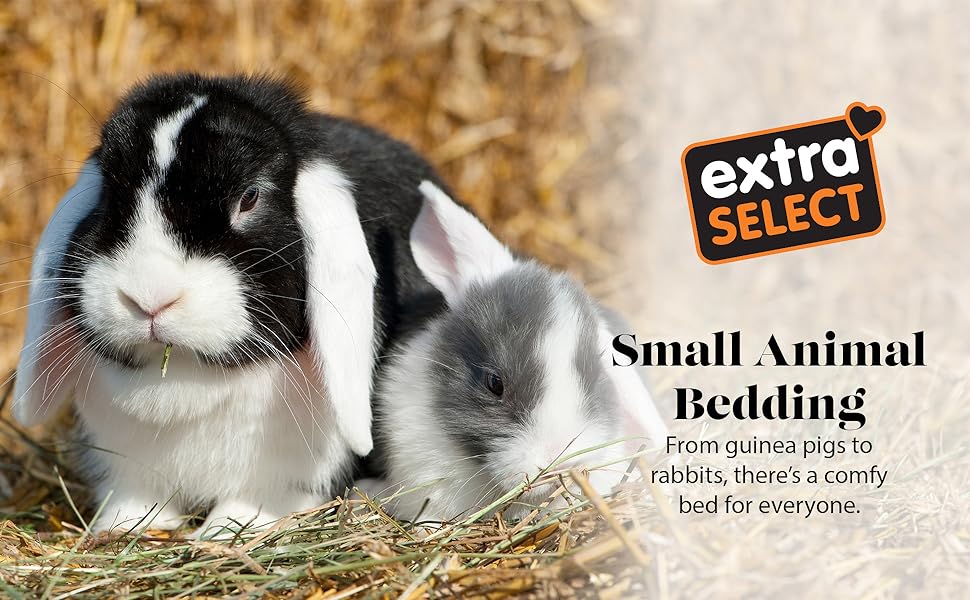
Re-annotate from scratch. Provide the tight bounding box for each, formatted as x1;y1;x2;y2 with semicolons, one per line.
118;289;183;318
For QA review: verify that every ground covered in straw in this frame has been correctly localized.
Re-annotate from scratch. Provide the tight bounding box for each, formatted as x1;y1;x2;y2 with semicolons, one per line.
0;414;660;598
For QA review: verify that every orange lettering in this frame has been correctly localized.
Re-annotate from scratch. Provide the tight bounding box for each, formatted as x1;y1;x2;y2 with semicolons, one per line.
784;194;809;232
709;206;737;245
809;188;839;226
762;198;787;235
837;183;864;221
737;202;762;240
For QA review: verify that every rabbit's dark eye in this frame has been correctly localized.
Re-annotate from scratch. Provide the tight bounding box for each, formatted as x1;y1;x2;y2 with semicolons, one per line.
483;371;504;397
239;185;260;213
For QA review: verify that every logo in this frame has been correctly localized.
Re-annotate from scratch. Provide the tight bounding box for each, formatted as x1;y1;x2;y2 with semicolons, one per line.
682;102;886;264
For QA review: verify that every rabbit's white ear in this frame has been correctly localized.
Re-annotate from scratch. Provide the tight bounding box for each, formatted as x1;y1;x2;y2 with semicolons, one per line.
597;315;669;449
294;161;377;456
412;181;515;305
13;159;103;426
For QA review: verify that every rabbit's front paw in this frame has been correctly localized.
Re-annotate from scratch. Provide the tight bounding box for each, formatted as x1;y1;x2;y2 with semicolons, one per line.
193;499;277;540
193;493;320;540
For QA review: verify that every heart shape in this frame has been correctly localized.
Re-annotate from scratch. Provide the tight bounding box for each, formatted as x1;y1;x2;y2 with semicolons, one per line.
845;102;885;141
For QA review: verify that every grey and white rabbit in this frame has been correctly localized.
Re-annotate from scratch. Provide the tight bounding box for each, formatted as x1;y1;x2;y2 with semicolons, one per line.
364;182;668;522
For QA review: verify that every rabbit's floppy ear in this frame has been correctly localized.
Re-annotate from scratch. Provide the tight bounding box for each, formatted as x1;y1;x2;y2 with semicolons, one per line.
596;308;669;449
14;158;103;426
412;181;515;305
294;161;377;456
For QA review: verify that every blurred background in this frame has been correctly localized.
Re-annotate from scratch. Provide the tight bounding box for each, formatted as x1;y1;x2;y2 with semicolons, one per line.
1;1;968;598
622;2;970;598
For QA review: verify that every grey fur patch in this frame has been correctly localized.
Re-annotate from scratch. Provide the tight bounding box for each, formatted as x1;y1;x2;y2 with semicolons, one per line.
426;261;617;475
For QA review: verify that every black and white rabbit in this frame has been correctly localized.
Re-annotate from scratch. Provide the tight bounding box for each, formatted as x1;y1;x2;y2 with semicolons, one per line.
364;182;668;522
13;74;450;535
